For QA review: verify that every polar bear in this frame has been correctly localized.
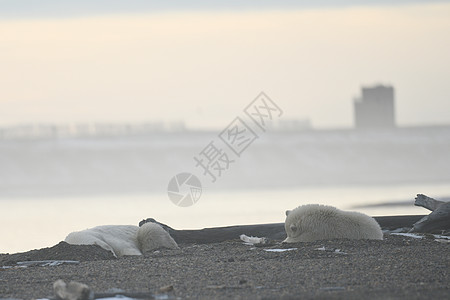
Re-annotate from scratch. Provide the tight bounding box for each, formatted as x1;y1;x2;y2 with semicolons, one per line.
65;222;179;257
283;204;383;243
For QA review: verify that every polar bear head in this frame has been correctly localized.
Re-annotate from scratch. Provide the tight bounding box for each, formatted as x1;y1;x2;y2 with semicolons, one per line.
137;222;179;254
283;208;304;243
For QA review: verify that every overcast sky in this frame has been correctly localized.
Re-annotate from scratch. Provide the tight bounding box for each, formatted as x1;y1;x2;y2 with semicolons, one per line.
1;0;449;129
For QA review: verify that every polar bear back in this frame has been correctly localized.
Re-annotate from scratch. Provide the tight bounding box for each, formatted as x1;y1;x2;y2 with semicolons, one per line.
65;223;179;257
65;225;142;257
284;204;383;242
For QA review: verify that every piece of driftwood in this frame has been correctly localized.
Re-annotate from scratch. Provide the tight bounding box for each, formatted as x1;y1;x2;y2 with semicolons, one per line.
374;215;425;230
414;194;446;211
140;215;425;244
410;194;450;233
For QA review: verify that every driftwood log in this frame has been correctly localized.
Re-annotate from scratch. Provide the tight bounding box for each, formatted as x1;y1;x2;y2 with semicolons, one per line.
409;194;450;233
140;215;425;244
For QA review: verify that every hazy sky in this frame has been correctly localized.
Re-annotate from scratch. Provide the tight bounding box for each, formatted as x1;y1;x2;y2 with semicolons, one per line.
1;1;449;129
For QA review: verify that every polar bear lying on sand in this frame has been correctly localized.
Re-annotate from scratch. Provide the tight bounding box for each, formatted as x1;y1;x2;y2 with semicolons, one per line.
65;222;179;257
284;204;383;243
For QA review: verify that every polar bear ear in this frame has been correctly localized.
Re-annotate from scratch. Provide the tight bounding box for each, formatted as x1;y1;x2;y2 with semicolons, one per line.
285;210;292;216
290;224;297;232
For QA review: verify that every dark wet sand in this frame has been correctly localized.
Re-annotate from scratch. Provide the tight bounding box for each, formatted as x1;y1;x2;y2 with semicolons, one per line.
1;233;449;300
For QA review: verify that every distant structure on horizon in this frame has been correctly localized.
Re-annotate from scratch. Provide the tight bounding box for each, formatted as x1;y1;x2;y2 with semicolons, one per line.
353;85;396;129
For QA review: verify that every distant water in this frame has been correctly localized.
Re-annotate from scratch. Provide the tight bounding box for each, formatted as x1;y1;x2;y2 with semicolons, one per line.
0;127;449;197
1;127;449;253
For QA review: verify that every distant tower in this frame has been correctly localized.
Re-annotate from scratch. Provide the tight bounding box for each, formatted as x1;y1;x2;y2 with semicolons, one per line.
354;85;396;129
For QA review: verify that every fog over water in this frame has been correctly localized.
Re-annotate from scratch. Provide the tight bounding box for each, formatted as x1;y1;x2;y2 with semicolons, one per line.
1;127;449;197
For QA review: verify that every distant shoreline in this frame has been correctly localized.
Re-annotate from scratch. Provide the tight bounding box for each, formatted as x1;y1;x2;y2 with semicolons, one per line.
1;123;450;140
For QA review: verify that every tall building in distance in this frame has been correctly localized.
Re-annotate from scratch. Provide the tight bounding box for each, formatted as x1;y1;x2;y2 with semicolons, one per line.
354;84;396;129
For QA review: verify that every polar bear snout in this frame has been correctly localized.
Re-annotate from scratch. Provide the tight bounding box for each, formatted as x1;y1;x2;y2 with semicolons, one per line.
289;224;298;232
283;220;302;243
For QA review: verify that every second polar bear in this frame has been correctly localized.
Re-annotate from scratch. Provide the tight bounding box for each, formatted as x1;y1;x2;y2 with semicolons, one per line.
283;204;383;243
65;222;179;257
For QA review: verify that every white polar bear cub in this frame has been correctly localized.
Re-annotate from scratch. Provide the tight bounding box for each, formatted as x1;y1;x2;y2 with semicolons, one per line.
283;204;383;243
65;222;179;257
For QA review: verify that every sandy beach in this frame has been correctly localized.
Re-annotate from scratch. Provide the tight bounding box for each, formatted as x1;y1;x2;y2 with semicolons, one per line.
1;232;448;300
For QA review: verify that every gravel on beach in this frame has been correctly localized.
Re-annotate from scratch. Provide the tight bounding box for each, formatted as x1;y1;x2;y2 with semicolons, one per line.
0;234;449;300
